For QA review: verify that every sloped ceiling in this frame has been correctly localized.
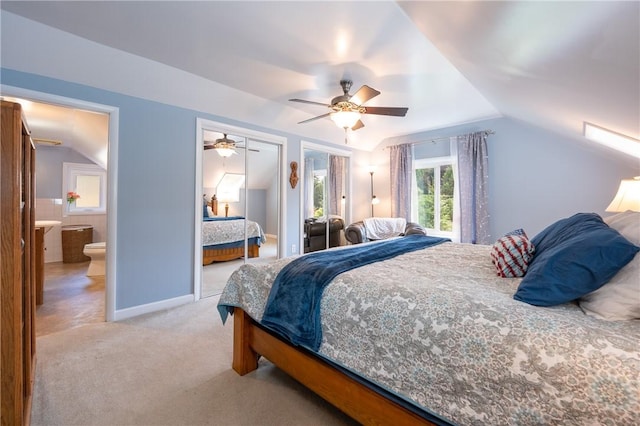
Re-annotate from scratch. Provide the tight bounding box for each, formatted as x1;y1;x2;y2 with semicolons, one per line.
1;1;638;157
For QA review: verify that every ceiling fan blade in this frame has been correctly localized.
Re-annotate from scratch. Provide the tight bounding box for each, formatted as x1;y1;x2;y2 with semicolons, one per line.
363;106;408;117
349;85;380;105
298;112;331;124
351;120;365;131
289;98;330;107
204;145;215;150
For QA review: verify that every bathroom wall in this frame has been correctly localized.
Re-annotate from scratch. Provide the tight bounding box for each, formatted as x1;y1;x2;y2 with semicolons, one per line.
34;145;107;263
36;198;107;263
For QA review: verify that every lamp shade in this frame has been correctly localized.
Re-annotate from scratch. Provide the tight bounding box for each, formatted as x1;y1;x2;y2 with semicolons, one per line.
606;177;640;212
330;110;361;129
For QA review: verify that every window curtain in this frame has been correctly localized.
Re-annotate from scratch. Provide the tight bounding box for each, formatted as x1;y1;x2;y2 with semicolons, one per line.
456;131;490;244
328;155;345;217
390;144;413;221
304;157;315;219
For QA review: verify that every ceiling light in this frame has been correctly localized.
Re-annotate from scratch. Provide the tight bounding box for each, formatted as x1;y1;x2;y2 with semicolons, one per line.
584;122;640;159
330;110;361;129
606;176;640;212
212;134;237;157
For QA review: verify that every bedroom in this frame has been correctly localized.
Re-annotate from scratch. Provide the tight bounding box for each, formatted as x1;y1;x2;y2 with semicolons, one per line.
1;1;638;424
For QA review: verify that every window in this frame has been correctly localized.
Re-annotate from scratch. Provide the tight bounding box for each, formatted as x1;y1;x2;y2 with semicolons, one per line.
412;157;455;238
63;162;106;215
313;169;326;218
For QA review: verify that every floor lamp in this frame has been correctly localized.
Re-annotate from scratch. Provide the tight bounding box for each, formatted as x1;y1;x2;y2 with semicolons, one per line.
370;170;380;217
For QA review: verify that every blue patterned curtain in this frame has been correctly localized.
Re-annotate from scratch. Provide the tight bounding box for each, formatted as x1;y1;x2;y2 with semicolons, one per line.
390;144;413;221
457;132;490;244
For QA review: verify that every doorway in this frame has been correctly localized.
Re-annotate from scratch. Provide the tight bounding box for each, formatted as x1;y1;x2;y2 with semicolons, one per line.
0;85;119;324
195;119;286;300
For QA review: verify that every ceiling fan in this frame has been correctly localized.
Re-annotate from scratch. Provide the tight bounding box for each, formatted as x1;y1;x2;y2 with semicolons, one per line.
289;79;408;132
204;133;259;157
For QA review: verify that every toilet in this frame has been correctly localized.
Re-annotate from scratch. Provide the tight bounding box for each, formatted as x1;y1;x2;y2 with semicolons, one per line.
83;242;106;277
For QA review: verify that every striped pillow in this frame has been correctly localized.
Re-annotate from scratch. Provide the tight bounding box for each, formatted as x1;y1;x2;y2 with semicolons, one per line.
491;232;535;277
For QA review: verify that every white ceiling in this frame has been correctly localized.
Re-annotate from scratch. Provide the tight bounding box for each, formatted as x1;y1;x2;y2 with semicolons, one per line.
1;1;638;157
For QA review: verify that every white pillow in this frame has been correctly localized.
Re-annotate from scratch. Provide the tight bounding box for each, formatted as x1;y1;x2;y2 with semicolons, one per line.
579;211;640;320
604;210;640;244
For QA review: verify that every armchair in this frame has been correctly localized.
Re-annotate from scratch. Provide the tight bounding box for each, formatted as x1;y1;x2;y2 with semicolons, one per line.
345;220;426;244
304;217;345;253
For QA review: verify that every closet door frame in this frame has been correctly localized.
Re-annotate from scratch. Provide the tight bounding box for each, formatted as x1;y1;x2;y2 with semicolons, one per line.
299;141;352;254
194;118;286;301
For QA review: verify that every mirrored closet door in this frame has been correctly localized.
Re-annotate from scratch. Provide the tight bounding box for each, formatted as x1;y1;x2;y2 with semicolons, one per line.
302;144;350;254
200;128;282;298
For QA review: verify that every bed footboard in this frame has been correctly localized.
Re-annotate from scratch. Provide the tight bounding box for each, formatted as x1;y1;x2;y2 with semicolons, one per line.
231;307;440;426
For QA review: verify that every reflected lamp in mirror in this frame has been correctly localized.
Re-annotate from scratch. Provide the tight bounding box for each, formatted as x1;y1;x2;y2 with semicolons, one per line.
606;176;640;212
217;173;245;217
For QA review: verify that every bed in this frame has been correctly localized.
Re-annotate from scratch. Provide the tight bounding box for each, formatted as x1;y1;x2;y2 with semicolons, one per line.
217;212;640;425
202;216;266;265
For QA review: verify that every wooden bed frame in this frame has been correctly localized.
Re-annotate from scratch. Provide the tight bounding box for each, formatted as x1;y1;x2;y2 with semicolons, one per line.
232;307;439;426
202;243;259;265
202;196;261;265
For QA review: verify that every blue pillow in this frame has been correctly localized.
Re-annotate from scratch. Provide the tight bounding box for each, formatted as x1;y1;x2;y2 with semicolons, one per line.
203;203;209;218
514;213;639;306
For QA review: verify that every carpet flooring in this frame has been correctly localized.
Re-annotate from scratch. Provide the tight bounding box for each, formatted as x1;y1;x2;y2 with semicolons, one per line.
201;237;279;298
32;295;357;425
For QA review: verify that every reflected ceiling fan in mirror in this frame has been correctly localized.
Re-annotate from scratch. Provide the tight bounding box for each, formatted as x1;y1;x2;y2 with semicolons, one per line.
204;133;259;157
289;79;408;141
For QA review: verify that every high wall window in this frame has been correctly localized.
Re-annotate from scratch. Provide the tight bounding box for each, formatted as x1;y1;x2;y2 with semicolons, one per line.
412;157;455;238
63;162;107;215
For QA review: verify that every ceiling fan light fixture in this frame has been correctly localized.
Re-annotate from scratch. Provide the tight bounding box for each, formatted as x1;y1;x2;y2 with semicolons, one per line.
215;146;236;157
331;110;361;129
211;134;238;157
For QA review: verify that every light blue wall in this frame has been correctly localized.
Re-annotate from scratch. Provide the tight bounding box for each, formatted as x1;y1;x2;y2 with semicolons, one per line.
382;117;640;238
1;68;326;310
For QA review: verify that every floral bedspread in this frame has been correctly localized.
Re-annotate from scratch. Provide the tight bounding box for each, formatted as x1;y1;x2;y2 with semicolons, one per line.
202;219;266;247
218;242;640;425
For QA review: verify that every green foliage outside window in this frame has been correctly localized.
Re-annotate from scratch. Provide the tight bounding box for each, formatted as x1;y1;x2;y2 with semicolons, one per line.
313;176;324;218
415;164;454;232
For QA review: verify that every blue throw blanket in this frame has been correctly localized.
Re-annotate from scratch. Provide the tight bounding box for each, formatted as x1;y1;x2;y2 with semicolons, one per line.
261;235;450;351
204;216;244;222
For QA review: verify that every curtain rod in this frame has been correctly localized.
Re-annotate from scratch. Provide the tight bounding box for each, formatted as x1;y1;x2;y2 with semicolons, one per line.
385;129;495;149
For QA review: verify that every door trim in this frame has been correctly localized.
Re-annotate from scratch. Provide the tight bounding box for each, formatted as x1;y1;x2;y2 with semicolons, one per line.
1;84;119;321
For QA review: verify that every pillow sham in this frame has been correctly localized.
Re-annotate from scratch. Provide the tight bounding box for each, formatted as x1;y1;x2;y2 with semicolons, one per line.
490;231;535;277
579;211;640;320
513;213;640;307
203;203;209;218
579;256;640;320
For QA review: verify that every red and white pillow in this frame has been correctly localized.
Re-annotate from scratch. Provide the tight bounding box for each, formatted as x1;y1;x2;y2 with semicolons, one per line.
490;230;535;277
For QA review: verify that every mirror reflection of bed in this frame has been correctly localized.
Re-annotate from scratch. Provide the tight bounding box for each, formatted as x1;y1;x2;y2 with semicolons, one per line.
201;135;280;298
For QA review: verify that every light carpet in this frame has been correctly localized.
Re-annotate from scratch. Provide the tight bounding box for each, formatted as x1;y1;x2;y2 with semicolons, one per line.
32;295;356;426
201;238;278;298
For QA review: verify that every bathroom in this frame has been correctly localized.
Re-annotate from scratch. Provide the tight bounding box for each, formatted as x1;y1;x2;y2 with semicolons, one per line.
25;99;110;333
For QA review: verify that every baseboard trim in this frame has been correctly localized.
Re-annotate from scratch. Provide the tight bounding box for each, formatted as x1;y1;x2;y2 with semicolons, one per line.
113;294;194;321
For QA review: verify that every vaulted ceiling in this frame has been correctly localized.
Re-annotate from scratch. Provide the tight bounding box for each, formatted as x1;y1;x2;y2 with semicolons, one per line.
1;1;638;156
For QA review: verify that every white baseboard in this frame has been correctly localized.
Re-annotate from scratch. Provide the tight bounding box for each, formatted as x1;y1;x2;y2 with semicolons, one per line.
113;294;194;321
